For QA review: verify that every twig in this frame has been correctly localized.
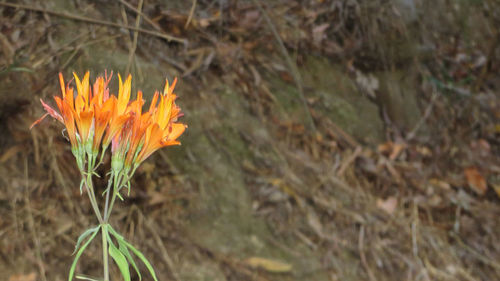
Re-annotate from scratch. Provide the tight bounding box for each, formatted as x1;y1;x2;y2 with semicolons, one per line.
124;0;144;75
473;0;499;92
251;0;316;132
449;232;500;271
141;213;181;281
336;146;362;176
24;157;48;281
118;0;167;35
50;149;83;219
0;2;186;44
406;88;439;141
358;226;377;281
185;0;197;29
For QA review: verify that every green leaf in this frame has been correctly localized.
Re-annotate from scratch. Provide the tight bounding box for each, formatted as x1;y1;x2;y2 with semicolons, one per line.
116;192;124;201
118;239;142;280
107;232;131;281
124;241;158;281
107;227;141;279
79;179;85;194
68;225;100;281
75;274;103;281
108;226;158;281
72;226;100;255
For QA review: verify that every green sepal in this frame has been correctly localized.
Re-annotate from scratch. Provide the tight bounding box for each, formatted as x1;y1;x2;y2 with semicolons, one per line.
108;226;158;281
68;225;101;281
72;225;100;255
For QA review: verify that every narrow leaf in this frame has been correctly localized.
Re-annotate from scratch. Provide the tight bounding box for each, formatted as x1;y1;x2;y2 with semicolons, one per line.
72;226;100;255
79;179;85;194
75;274;103;281
245;257;293;273
124;242;158;281
108;226;158;281
118;239;142;280
108;227;141;279
117;192;124;201
107;233;131;281
68;226;100;281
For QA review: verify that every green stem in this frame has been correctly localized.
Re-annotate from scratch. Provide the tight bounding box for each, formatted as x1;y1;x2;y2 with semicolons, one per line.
104;172;122;221
85;172;103;224
84;154;108;281
102;225;109;281
101;173;116;281
103;175;113;222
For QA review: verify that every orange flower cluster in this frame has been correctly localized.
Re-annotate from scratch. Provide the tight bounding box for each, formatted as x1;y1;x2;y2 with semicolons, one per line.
32;71;186;173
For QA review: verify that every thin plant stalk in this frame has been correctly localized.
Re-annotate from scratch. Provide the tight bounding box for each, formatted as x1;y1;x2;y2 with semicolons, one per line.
101;177;113;281
102;226;109;281
104;172;122;221
85;175;103;224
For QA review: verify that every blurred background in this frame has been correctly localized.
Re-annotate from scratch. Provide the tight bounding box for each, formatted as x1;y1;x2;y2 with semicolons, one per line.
0;0;499;280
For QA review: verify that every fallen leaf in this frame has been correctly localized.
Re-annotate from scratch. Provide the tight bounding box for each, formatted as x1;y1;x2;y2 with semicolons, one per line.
470;139;491;157
307;209;324;238
427;194;443;207
0;145;24;163
355;70;379;99
464;167;487;195
312;23;329;47
377;141;405;160
245;257;292;273
416;146;432;157
377;196;398;214
429;178;451;190
378;141;393;155
389;142;406;160
9;273;36;281
491;183;500;199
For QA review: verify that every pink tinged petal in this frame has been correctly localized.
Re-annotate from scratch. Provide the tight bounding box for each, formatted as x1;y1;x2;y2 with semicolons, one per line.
40;99;63;122
30;113;49;129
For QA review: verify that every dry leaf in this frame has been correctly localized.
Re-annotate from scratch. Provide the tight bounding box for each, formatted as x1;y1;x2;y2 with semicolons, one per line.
378;141;393;154
355;70;379;99
377;141;405;160
312;23;330;47
464;167;487;195
0;145;24;163
377;196;398;214
245;257;292;273
491;183;500;199
307;209;324;238
389;142;406;160
9;273;36;281
429;178;451;190
416;146;432;157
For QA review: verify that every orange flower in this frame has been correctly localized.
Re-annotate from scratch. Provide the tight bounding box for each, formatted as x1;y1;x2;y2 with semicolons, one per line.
92;96;113;153
31;74;80;149
135;78;186;165
32;71;186;174
123;91;152;168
